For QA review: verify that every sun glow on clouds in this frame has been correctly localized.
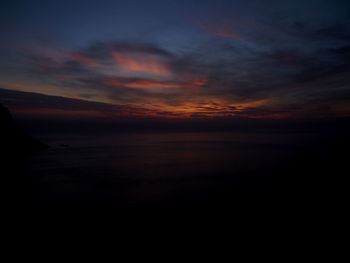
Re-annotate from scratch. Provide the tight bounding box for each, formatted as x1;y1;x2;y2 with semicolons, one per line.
16;42;284;120
70;53;100;67
26;44;206;88
3;0;348;122
104;77;207;91
137;98;269;118
112;51;171;77
105;79;181;89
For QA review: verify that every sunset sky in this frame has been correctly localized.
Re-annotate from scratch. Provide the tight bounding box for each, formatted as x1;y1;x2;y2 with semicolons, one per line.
1;0;350;121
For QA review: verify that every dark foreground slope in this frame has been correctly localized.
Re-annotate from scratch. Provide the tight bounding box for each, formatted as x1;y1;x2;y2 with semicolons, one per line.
0;104;47;159
1;104;48;212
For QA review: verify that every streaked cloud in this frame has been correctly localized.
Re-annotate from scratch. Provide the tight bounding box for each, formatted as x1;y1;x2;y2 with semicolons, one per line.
197;23;245;40
112;51;171;77
69;53;100;68
2;0;350;121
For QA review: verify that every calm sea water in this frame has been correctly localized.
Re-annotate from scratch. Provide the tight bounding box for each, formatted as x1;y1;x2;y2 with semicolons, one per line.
20;131;326;207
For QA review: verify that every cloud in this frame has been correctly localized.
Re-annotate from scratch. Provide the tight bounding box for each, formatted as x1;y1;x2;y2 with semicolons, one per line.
69;53;100;68
111;51;171;77
0;88;182;119
17;20;350;120
197;23;245;40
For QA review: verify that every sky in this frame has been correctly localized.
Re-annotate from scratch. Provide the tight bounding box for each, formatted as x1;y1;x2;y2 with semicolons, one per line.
1;0;350;122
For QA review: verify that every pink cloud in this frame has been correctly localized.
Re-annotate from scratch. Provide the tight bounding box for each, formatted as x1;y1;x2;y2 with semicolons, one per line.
112;51;171;77
69;53;100;67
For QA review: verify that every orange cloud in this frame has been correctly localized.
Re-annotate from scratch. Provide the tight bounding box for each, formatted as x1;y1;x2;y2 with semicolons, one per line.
189;79;206;87
112;51;171;77
104;77;207;90
133;98;269;119
70;53;100;67
105;79;181;89
125;80;181;89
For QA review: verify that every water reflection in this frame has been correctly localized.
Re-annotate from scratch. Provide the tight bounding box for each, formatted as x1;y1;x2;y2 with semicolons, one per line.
21;131;325;207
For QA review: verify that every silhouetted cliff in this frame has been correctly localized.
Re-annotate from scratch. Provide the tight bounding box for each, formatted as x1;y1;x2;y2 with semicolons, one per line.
0;104;47;160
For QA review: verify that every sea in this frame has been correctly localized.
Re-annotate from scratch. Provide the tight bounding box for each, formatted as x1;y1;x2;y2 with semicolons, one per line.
18;130;339;209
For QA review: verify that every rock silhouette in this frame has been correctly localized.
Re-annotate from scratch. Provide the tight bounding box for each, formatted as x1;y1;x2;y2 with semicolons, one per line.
0;103;47;161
